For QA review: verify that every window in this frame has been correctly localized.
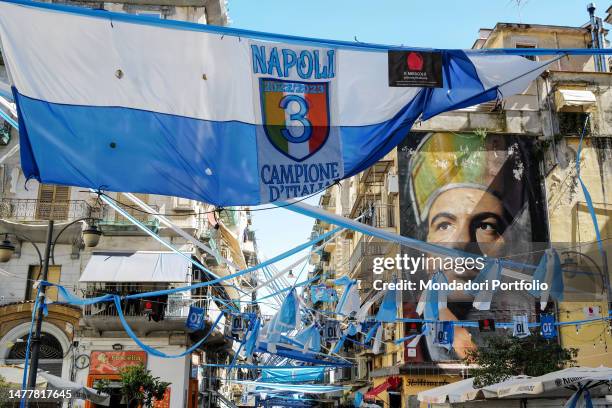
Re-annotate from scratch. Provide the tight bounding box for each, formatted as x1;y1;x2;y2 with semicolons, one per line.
26;265;61;301
36;184;70;220
515;43;537;61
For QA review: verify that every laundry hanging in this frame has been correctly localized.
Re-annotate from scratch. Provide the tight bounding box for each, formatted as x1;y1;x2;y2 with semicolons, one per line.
0;0;575;206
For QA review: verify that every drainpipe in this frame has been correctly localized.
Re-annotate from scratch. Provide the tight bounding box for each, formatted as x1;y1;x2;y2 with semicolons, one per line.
597;16;608;71
587;3;603;72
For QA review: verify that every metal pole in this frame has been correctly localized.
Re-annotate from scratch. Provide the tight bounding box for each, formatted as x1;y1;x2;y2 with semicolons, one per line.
27;220;54;389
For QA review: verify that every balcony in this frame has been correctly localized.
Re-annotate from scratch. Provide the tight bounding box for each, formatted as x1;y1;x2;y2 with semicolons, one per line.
348;235;398;284
0;198;95;222
82;285;207;333
97;204;160;235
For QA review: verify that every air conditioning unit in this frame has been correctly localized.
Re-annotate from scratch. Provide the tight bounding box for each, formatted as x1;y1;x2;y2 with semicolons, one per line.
173;197;196;211
386;173;399;195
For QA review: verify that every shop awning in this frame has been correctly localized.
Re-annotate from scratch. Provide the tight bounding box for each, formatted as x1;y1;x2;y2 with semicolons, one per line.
554;89;596;109
365;376;401;400
79;251;191;282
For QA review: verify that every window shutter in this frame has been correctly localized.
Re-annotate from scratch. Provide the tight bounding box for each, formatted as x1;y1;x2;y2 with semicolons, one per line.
36;184;71;220
52;185;70;220
36;184;56;220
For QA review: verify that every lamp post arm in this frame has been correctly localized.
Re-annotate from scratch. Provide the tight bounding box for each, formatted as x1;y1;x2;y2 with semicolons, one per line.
0;232;43;267
50;217;97;265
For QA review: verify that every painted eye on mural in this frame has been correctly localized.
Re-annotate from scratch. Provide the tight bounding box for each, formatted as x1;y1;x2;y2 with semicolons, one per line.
477;222;496;232
435;221;453;232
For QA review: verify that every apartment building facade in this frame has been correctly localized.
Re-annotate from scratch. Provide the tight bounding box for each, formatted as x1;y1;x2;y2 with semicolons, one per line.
309;17;612;408
0;1;261;407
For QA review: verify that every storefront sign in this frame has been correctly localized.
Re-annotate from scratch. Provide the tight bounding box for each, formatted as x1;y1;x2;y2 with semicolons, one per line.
89;351;147;375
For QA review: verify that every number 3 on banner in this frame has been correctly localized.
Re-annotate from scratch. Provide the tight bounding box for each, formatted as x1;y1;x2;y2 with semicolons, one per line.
279;95;312;143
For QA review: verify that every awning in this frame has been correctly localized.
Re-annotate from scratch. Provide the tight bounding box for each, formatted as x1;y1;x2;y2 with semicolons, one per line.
79;251;191;282
365;376;401;400
218;222;247;270
554;89;596;109
261;367;325;383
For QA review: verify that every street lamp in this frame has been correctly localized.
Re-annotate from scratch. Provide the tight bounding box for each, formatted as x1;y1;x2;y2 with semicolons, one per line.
82;225;102;248
0;233;43;266
0;237;15;262
0;217;102;395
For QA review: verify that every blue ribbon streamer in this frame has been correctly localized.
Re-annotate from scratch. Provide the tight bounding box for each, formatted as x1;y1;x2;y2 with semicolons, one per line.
113;295;223;358
20;285;41;408
576;115;605;256
125;228;341;299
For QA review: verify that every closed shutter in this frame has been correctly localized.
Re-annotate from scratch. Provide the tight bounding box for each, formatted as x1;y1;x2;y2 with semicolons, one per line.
26;265;61;301
35;184;71;220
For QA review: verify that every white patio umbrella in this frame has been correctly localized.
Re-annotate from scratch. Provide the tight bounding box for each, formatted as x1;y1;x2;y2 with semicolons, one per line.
417;375;532;404
0;366;46;389
488;367;612;399
417;377;481;404
0;365;110;406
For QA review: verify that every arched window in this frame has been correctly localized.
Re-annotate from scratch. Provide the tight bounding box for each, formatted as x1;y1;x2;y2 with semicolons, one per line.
6;332;64;376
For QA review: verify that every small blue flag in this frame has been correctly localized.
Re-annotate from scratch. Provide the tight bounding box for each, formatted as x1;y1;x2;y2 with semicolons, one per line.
186;306;205;331
540;313;557;339
376;288;397;322
433;321;454;350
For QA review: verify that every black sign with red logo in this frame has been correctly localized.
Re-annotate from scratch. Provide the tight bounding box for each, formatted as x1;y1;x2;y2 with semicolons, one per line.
478;319;496;332
388;50;443;87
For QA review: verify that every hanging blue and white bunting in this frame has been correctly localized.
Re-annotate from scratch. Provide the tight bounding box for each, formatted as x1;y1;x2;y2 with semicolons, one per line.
323;319;340;342
311;284;337;303
0;0;563;206
433;321;454;350
375;288;398;322
185;306;206;331
417;271;448;320
529;248;564;310
512;315;530;338
540;313;557;340
244;319;260;359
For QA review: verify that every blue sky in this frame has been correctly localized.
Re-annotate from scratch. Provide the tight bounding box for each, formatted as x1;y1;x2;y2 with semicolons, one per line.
241;0;594;276
228;0;591;49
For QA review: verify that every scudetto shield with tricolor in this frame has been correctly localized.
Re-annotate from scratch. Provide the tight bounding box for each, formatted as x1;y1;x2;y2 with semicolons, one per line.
260;78;330;162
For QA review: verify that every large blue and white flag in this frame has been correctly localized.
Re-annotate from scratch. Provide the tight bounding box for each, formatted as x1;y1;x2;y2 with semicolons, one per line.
0;0;553;206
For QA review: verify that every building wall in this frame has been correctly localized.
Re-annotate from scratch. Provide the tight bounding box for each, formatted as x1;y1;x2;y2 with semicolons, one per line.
73;337;189;408
545;136;612;367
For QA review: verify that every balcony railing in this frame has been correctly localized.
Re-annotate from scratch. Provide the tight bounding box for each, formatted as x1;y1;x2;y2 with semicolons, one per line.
348;235;398;281
97;204;160;234
0;198;95;222
357;204;395;229
82;286;207;320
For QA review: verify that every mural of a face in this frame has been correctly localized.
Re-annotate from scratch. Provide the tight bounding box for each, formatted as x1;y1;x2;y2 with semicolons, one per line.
406;132;530;286
399;131;546;361
426;187;507;283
